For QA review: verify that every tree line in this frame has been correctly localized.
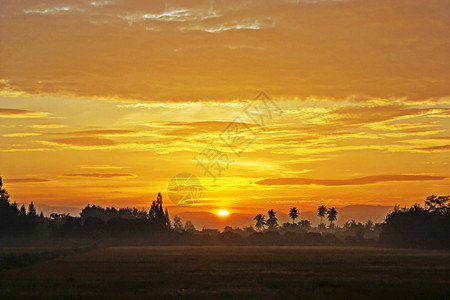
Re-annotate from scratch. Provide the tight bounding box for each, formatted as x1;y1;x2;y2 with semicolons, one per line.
0;177;44;237
253;205;339;232
0;176;448;249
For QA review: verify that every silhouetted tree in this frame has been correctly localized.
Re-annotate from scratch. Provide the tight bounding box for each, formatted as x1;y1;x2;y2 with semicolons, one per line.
289;207;300;223
83;217;105;237
0;177;20;237
19;205;26;217
164;208;171;228
365;220;374;231
242;226;256;236
425;195;449;212
380;196;450;250
173;216;183;231
184;220;196;232
327;207;338;226
317;205;327;225
266;209;278;229
298;219;311;231
28;202;37;218
81;204;149;222
223;226;233;232
254;214;266;231
149;193;170;230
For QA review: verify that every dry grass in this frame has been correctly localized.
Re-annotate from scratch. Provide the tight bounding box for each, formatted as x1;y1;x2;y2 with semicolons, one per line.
0;246;449;299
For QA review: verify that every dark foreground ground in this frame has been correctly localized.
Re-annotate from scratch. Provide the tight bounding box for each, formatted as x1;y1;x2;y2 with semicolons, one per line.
0;246;449;299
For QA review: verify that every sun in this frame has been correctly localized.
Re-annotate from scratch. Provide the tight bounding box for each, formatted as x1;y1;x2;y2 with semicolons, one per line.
218;210;229;216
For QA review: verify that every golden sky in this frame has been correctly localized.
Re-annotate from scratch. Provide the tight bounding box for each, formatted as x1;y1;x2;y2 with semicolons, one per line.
0;0;449;224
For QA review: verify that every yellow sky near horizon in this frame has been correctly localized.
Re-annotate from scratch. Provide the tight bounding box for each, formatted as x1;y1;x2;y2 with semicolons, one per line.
0;0;449;222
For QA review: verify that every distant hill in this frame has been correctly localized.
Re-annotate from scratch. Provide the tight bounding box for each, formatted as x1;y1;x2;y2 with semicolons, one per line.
176;205;394;230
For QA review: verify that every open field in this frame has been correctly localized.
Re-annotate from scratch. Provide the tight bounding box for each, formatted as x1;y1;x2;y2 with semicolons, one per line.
0;246;449;299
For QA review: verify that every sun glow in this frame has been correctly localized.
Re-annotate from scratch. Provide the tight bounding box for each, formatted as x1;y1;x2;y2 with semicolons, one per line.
218;210;229;216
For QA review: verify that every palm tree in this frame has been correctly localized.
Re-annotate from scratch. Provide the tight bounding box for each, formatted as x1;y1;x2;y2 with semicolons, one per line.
253;214;266;231
266;209;278;229
289;207;300;223
327;207;338;226
317;205;327;225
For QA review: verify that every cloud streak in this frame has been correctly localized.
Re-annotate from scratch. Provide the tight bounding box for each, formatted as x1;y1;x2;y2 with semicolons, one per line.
256;175;447;186
5;178;51;183
62;173;136;178
0;108;48;118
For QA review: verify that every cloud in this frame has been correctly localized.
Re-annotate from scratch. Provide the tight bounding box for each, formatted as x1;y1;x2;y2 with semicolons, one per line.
5;178;51;183
2;0;449;101
29;124;67;129
182;20;266;32
415;144;450;152
23;6;82;15
0;108;49;118
3;132;42;137
283;104;449;140
117;102;241;109
41;129;160;138
39;135;195;154
59;129;137;136
62;173;136;178
81;165;124;169
0;147;52;152
89;1;115;7
135;121;255;137
120;8;219;23
326;105;446;127
256;174;447;186
44;137;119;146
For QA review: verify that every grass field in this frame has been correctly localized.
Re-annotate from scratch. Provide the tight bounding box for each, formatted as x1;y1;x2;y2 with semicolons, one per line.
0;246;449;299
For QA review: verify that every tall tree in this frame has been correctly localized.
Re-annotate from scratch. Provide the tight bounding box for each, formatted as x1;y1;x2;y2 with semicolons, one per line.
0;176;19;236
289;207;300;223
327;207;338;226
19;205;26;217
173;216;183;231
266;209;278;229
28;202;37;218
164;208;171;228
149;193;169;230
253;214;266;231
317;205;327;225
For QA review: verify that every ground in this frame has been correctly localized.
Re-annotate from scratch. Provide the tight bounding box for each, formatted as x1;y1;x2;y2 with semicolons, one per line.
1;246;449;299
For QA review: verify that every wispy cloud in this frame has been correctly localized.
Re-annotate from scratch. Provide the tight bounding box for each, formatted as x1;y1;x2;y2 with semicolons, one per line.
44;137;119;146
62;173;136;178
0;108;49;118
81;165;124;170
256;174;447;186
5;178;51;183
29;124;67;129
415;144;450;152
120;8;219;23
89;1;115;7
3;132;42;137
182;20;265;32
23;6;83;15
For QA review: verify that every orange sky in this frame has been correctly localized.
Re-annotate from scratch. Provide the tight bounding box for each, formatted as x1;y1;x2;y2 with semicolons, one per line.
0;0;449;226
